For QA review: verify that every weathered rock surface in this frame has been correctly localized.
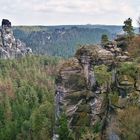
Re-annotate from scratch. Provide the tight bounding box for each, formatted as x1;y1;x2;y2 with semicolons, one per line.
55;42;140;139
0;19;32;59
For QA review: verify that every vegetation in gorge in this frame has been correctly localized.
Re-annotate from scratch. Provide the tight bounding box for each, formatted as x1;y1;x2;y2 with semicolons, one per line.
0;56;60;140
57;113;73;140
94;64;112;86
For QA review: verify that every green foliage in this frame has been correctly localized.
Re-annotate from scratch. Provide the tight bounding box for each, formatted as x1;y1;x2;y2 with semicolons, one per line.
101;34;109;44
58;113;72;140
0;55;60;140
123;18;134;38
31;101;54;140
79;123;101;140
118;62;137;79
94;65;112;85
80;128;100;140
109;91;119;106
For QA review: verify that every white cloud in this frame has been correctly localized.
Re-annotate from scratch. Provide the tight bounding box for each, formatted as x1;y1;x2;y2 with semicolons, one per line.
0;0;139;26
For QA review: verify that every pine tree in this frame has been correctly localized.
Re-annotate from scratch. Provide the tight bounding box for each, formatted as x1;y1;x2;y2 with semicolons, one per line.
101;34;109;45
123;18;134;38
58;113;72;140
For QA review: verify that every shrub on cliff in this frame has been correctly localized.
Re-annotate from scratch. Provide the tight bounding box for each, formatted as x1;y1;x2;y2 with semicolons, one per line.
101;34;109;45
94;64;112;86
128;36;140;58
123;18;134;40
118;62;137;79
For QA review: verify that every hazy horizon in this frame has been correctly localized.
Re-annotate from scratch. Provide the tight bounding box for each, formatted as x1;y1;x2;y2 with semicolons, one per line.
0;0;140;26
12;24;124;26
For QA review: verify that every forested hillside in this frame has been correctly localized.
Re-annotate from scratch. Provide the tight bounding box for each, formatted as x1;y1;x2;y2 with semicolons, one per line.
13;25;123;58
0;56;60;140
0;17;140;140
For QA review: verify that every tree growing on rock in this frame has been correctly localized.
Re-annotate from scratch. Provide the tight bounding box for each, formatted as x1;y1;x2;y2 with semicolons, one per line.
101;34;109;45
123;18;134;39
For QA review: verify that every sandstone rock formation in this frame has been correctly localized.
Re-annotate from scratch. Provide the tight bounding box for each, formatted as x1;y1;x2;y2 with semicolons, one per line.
0;19;32;59
55;42;140;139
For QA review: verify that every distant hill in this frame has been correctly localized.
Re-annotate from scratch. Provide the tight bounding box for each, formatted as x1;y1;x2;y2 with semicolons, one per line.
13;25;133;58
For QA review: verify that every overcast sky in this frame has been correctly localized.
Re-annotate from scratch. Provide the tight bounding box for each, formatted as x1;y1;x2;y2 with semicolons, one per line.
0;0;140;26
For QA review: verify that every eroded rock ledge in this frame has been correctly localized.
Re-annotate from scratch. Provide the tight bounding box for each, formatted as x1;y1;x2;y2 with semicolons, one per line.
55;42;140;139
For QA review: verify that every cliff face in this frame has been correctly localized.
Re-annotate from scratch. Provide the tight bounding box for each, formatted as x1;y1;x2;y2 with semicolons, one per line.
55;42;140;139
0;19;32;59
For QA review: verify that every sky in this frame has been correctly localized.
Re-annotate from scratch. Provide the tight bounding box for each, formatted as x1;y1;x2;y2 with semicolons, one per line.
0;0;140;26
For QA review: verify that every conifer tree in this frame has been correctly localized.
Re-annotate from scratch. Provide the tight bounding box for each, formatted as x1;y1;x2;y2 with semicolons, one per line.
101;34;109;45
123;18;134;38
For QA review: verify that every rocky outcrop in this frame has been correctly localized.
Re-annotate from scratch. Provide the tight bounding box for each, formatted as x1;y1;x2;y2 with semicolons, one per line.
0;19;32;59
2;19;11;27
55;41;140;139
